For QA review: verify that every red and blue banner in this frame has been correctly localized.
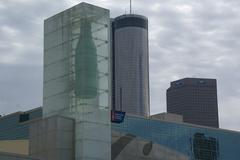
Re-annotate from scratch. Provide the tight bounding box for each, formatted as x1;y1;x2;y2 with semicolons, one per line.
111;110;126;123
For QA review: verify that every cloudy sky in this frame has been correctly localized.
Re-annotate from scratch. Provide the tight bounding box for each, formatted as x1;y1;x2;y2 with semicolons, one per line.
0;0;240;131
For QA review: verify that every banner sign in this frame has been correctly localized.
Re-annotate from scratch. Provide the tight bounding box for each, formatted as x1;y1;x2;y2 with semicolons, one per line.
111;110;126;123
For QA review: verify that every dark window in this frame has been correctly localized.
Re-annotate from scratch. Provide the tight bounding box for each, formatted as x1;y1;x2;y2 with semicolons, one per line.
199;80;206;85
175;81;183;86
114;16;148;30
192;133;219;160
19;113;30;123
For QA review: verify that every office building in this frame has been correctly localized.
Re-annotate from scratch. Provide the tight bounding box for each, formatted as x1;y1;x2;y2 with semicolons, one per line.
112;14;150;117
167;78;219;128
1;107;240;160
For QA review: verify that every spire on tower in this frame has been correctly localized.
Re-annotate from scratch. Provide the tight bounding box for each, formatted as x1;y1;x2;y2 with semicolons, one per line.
130;0;132;14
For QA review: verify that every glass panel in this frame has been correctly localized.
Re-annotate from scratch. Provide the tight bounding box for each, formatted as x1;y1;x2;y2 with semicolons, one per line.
112;115;240;159
43;3;111;160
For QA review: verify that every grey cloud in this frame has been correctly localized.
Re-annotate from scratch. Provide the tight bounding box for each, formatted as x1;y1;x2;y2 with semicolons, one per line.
0;63;43;115
0;0;240;131
0;0;68;114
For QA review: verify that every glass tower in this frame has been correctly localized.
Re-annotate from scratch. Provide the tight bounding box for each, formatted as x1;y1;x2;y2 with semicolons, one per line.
43;3;111;160
111;14;150;117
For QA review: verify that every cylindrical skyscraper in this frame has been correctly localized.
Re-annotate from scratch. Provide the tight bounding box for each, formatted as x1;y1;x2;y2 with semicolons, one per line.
112;14;150;117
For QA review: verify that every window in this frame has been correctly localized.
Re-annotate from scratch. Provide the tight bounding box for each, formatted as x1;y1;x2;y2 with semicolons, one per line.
19;113;30;123
192;133;219;160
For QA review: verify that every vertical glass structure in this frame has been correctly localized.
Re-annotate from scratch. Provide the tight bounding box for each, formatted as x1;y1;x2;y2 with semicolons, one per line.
112;14;150;117
43;3;111;160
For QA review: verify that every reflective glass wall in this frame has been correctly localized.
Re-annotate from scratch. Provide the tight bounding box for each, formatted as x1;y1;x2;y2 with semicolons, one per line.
112;115;240;160
43;3;111;160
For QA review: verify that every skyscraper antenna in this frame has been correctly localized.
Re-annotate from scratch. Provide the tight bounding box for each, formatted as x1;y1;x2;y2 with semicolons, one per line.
130;0;132;14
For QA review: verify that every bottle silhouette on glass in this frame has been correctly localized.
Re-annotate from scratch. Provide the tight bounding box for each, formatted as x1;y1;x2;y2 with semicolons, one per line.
75;18;98;99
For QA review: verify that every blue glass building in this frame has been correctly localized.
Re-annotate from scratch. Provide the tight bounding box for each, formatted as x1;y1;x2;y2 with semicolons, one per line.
0;108;42;141
112;115;240;160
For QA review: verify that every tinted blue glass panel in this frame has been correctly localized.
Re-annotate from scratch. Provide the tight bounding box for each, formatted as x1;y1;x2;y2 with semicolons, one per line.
112;115;240;159
0;108;42;140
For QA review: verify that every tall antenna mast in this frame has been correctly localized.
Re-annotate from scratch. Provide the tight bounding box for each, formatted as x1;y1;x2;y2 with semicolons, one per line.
130;0;132;14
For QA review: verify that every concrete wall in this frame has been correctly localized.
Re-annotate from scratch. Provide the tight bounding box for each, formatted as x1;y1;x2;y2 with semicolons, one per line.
0;140;29;155
29;116;75;160
0;151;39;160
151;113;183;123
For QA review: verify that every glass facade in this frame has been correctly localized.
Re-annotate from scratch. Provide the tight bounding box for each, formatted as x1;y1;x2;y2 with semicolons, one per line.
0;108;42;140
113;15;148;29
43;3;111;160
112;15;150;117
112;115;240;160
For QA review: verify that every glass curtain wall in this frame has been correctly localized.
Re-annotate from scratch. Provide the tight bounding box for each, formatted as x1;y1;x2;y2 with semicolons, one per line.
43;3;111;160
112;115;240;160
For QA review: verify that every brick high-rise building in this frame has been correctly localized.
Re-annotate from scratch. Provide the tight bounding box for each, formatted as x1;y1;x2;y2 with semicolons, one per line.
167;78;219;128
